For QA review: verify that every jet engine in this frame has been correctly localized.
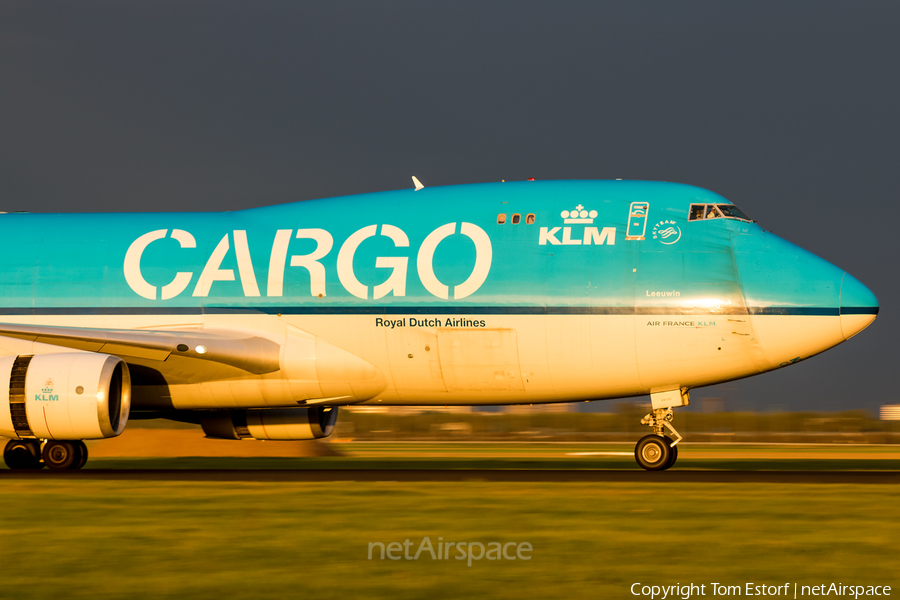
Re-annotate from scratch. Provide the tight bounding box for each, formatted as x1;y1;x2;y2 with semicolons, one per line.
0;353;131;440
201;406;338;440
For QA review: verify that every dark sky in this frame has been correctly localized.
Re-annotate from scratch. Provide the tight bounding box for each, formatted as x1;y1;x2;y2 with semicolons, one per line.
1;1;897;412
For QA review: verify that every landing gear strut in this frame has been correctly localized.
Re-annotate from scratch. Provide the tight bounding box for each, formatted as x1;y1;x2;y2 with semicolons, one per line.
4;439;89;470
634;388;689;471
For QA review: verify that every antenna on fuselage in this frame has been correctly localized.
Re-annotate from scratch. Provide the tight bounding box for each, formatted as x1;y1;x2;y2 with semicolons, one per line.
412;176;425;191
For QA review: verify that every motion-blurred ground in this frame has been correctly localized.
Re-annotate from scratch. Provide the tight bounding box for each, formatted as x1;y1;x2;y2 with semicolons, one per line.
85;427;341;458
84;408;900;462
3;410;898;598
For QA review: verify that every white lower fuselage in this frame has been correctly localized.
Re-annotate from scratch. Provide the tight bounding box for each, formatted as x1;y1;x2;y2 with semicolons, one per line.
0;310;866;410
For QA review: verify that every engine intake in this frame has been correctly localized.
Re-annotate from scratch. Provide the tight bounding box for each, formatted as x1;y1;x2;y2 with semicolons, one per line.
0;353;131;440
202;406;338;440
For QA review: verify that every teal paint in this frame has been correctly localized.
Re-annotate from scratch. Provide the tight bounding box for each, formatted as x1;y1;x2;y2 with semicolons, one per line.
0;180;878;315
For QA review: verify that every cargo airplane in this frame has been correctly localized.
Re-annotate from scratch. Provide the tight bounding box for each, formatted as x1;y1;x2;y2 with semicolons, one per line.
0;179;878;471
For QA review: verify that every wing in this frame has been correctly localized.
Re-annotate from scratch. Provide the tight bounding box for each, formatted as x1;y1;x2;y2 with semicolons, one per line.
0;323;281;375
0;322;386;405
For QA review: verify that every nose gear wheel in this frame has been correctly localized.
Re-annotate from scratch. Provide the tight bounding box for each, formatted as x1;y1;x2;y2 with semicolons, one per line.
634;407;683;471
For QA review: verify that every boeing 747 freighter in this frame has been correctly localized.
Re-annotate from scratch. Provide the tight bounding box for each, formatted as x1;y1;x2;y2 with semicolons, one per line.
0;179;878;470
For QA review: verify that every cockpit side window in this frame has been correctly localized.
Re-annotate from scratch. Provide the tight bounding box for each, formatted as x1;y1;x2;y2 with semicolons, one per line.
689;204;706;221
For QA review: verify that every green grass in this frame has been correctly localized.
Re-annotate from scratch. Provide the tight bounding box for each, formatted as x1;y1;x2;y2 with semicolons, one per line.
2;445;898;598
74;455;900;471
0;480;897;599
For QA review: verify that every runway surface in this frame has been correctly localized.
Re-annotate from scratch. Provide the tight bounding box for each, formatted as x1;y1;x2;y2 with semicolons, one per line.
1;469;898;483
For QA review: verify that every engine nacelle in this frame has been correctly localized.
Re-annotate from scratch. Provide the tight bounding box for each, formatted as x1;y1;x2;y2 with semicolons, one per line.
0;353;131;440
201;406;338;441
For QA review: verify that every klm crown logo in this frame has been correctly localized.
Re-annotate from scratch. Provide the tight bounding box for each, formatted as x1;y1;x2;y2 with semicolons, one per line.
560;205;598;224
36;378;59;402
540;204;616;246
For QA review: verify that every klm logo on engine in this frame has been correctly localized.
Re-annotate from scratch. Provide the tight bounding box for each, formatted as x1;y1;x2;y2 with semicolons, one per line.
36;378;59;402
539;205;616;246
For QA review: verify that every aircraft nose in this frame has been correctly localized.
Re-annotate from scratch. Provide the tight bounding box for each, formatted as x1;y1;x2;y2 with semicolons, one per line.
840;272;879;340
731;231;863;369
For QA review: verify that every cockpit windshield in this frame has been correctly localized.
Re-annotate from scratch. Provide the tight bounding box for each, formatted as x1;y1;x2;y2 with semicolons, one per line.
716;204;751;221
688;203;753;222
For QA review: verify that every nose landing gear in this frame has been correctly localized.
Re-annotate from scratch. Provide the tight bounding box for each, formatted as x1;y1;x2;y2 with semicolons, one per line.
634;388;689;471
635;434;678;470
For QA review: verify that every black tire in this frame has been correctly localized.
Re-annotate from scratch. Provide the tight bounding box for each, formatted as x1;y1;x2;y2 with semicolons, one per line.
70;441;89;470
4;439;43;470
42;441;78;470
663;436;679;469
634;434;673;471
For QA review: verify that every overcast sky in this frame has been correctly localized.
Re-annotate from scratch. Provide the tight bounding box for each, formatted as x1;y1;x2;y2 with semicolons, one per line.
1;1;897;412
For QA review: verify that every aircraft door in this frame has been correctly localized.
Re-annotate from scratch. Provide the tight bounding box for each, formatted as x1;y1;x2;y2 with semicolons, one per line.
386;327;448;399
633;233;687;388
437;328;524;392
582;200;641;397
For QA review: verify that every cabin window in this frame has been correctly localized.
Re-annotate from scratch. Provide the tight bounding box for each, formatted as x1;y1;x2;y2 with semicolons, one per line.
511;213;521;224
497;214;506;224
525;213;535;224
